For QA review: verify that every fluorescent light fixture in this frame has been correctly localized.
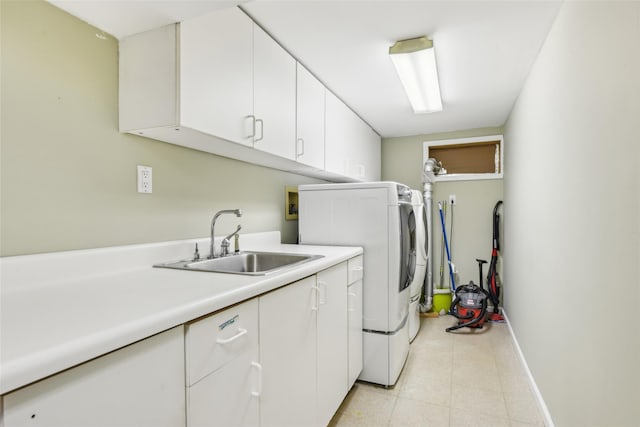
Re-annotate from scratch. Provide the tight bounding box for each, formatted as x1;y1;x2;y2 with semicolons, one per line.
389;36;443;114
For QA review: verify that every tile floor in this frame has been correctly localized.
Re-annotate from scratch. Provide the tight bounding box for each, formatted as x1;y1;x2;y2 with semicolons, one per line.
330;315;545;427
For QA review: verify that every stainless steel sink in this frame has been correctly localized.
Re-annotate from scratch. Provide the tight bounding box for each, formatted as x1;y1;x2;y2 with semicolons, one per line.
154;251;323;276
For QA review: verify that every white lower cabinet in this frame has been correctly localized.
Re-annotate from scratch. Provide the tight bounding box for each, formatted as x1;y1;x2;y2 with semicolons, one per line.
259;262;349;427
259;275;317;427
347;279;363;387
347;256;364;387
317;263;349;427
1;258;359;427
185;261;355;427
2;327;185;427
185;298;260;427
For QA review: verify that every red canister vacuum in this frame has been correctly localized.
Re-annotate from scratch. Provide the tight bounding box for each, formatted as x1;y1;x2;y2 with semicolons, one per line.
446;259;490;332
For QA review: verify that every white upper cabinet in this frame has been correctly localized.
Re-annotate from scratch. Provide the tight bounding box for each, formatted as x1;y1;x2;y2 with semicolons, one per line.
253;25;297;160
119;23;179;132
325;91;381;181
354;116;382;182
324;91;351;177
119;6;379;182
179;7;254;147
121;6;295;157
295;63;326;170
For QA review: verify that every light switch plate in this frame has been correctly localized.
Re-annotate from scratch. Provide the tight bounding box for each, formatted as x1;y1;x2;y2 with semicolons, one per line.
137;165;152;194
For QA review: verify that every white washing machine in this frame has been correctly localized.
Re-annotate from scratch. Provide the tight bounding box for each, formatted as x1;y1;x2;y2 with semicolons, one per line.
409;190;427;342
298;182;415;387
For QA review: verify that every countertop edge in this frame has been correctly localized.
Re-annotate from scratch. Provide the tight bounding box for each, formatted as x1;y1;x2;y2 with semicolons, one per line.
1;239;362;395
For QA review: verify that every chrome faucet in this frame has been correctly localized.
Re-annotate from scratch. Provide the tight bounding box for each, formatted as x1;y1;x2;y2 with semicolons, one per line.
220;225;242;257
209;209;243;258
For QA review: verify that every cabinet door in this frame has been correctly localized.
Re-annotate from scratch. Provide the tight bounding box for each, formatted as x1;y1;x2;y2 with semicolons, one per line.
354;120;381;181
348;279;364;388
253;25;297;159
326;91;381;181
188;358;260;427
316;263;349;427
186;299;259;427
259;276;317;427
296;63;325;169
324;91;351;177
180;7;254;146
119;24;178;131
2;327;185;427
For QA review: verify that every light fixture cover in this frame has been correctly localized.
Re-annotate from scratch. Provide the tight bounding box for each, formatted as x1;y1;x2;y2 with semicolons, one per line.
389;37;443;114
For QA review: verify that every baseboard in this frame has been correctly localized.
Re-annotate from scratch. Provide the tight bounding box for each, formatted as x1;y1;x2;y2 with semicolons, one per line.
502;309;554;427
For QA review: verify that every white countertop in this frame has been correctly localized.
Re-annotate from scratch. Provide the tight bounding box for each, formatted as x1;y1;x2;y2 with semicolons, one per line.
0;232;362;395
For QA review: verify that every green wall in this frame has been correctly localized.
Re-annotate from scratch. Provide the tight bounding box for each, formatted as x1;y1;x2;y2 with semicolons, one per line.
382;128;504;286
0;0;326;256
503;2;640;425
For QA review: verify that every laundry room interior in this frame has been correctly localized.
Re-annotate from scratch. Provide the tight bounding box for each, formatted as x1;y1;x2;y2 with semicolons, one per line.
1;1;639;427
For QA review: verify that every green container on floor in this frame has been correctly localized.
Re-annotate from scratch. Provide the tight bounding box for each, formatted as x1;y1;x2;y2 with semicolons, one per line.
432;288;452;313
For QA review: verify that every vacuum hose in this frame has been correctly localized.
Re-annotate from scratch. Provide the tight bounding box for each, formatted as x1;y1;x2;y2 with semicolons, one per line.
446;294;488;332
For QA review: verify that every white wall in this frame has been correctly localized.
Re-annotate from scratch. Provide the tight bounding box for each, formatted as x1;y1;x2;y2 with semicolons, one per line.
503;2;640;426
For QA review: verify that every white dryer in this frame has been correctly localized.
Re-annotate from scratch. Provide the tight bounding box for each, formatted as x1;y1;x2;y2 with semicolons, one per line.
298;182;415;387
409;190;427;341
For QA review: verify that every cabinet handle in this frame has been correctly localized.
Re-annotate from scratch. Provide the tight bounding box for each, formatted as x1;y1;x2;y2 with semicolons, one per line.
296;138;305;158
348;291;357;312
216;328;247;344
255;119;264;142
317;281;327;305
311;285;319;311
247;115;256;139
251;361;263;397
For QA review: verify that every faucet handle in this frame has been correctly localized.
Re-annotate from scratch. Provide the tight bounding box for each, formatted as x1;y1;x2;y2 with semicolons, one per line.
220;225;241;257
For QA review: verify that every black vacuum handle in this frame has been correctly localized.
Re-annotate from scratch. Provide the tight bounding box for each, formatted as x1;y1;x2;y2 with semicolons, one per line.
475;259;488;289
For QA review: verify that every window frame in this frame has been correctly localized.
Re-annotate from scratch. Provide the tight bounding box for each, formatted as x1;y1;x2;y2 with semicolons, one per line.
423;134;504;182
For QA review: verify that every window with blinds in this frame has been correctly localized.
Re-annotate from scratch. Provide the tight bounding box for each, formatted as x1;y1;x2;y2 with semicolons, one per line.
423;135;503;181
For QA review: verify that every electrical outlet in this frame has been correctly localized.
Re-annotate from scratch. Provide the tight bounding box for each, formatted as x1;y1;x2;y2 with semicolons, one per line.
137;165;152;194
449;194;456;205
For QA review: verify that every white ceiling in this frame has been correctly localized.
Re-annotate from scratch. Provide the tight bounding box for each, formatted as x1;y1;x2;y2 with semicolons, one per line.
49;0;562;138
